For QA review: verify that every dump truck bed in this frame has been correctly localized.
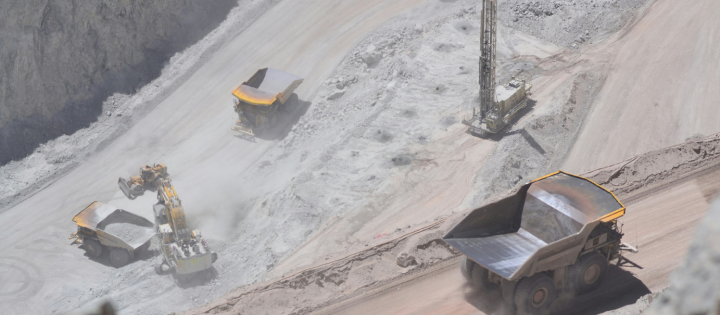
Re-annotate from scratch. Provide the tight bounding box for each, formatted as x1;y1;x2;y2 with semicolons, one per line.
73;202;155;250
444;172;625;281
232;68;303;106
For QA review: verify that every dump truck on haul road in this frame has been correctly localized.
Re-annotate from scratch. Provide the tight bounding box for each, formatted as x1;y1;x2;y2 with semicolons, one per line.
153;179;217;281
444;171;636;315
232;68;303;138
70;202;154;267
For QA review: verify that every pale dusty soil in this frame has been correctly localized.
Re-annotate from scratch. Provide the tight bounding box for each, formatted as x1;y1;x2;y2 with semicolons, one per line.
1;0;717;314
563;0;720;173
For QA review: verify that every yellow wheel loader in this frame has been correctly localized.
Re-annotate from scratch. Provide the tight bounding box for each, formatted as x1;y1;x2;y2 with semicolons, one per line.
118;163;168;199
231;68;303;139
153;179;217;282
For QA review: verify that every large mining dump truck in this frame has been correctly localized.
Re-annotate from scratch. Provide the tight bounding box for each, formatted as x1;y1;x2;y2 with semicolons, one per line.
153;179;217;281
231;68;303;138
70;202;154;267
444;171;633;315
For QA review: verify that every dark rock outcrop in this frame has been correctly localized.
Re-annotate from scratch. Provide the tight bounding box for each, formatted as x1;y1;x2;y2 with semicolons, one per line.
0;0;237;165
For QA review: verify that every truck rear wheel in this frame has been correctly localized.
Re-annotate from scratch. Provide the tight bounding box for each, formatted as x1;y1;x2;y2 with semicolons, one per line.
460;256;474;281
470;263;495;290
109;248;131;267
569;251;608;295
514;273;555;315
83;239;103;258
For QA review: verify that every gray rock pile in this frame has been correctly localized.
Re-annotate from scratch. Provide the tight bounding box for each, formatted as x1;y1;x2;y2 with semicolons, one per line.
102;223;151;246
497;0;652;47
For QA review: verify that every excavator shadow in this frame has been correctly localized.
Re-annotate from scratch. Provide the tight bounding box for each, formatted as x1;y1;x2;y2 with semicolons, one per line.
174;267;219;289
462;264;651;315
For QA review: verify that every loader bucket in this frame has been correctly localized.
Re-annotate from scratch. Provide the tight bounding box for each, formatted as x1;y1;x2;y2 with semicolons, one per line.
118;177;142;199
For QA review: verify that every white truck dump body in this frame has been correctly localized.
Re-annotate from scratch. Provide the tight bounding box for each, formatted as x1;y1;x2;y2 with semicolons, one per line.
444;172;625;280
73;202;155;250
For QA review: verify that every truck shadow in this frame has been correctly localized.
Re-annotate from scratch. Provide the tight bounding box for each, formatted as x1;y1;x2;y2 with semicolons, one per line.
256;94;312;141
83;244;158;268
462;264;651;315
553;265;651;315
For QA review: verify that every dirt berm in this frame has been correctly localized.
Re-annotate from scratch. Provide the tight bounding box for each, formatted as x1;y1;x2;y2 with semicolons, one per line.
184;134;720;315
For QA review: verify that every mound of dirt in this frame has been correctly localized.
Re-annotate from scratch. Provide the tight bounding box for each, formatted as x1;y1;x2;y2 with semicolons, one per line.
498;0;652;47
102;223;152;246
586;133;720;199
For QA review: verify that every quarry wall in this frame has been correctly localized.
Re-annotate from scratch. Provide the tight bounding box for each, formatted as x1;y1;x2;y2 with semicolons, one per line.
0;0;237;165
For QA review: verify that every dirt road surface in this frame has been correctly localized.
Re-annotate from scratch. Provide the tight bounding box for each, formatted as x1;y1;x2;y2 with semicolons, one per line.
563;0;720;173
0;1;428;314
311;166;720;315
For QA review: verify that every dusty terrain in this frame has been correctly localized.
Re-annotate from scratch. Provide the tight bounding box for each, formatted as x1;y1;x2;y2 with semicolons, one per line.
0;0;718;314
563;0;720;173
187;134;720;315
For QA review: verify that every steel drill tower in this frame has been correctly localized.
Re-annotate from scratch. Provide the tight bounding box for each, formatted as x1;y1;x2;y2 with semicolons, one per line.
479;0;497;119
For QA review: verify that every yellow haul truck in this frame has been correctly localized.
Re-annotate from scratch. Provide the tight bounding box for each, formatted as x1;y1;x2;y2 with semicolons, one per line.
153;179;217;281
231;68;303;138
70;202;154;267
444;172;637;315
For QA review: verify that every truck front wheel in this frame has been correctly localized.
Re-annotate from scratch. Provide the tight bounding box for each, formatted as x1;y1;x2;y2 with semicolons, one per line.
569;251;608;295
460;256;474;281
514;273;555;315
471;263;495;290
83;239;103;258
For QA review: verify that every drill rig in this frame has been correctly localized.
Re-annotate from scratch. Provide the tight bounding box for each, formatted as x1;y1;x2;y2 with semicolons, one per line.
462;0;532;137
154;179;217;280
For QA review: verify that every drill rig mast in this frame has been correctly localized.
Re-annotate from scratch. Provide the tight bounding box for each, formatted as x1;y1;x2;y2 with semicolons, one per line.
479;0;497;120
463;0;531;137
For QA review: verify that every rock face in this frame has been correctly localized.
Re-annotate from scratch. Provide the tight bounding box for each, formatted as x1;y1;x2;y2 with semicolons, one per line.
0;0;237;165
644;198;720;315
497;0;652;47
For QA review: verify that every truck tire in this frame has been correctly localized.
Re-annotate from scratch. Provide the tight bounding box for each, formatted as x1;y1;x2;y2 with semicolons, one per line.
569;251;608;295
109;248;131;267
470;263;495;290
514;273;556;315
501;278;519;309
460;256;474;281
83;239;103;258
